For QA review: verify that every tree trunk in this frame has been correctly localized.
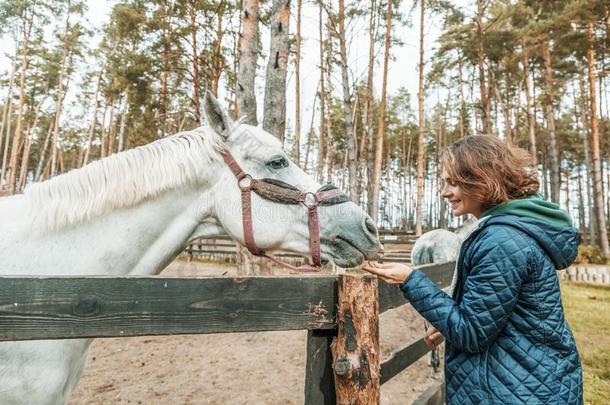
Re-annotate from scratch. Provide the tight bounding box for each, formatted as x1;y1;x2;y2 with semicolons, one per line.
117;89;128;153
587;21;610;258
18;135;31;189
18;86;48;189
0;47;18;186
317;1;326;181
564;166;569;215
188;0;201;124
606;163;610;227
578;68;597;244
382;137;392;227
229;5;241;120
494;64;512;145
457;51;466;138
237;0;259;125
262;0;290;142
0;99;14;187
236;0;272;275
541;39;560;203
82;64;104;166
415;0;425;236
7;11;33;194
337;0;358;202
159;0;170;136
438;91;450;229
369;0;392;224
577;163;585;233
49;6;72;179
211;3;225;97
365;0;377;215
572;81;586;236
324;14;333;184
34;121;54;181
108;98;119;156
405;127;414;230
475;0;491;135
100;102;110;158
292;0;302;164
522;41;537;167
303;81;319;172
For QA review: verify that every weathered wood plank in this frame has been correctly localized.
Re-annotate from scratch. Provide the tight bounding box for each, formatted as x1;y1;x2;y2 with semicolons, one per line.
412;380;445;405
184;249;309;260
0;276;337;341
331;275;380;404
184;248;238;255
380;336;443;385
305;329;337;405
378;261;455;313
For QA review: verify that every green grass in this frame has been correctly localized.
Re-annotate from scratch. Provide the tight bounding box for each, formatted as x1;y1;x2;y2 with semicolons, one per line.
561;282;610;405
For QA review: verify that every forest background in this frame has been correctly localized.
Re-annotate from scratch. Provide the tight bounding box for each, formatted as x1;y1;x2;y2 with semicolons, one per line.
1;0;609;261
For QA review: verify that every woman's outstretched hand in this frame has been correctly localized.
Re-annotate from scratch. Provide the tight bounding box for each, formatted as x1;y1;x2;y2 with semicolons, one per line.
361;261;413;284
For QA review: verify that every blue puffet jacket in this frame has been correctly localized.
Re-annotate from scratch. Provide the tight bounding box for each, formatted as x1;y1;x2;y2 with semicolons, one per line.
401;215;583;404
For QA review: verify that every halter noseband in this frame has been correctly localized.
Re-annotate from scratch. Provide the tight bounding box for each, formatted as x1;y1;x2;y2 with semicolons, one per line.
221;149;350;272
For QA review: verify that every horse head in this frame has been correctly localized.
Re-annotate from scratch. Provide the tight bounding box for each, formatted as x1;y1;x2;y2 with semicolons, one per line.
200;92;381;268
411;229;461;266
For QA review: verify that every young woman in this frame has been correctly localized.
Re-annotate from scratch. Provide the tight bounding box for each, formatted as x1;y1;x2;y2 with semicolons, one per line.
363;135;583;404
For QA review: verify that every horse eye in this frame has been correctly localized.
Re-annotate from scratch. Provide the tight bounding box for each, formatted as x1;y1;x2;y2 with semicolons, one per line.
266;157;289;169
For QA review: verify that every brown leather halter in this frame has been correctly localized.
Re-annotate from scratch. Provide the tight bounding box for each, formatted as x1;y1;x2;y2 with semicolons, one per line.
221;149;351;272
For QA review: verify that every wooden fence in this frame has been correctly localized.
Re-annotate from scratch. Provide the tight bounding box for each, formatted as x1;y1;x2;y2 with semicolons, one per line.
184;234;418;264
0;261;454;404
559;266;610;285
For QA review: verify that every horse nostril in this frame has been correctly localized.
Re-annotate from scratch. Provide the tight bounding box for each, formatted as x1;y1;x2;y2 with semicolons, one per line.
364;216;377;236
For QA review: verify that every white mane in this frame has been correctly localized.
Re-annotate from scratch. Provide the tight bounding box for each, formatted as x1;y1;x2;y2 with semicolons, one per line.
25;126;225;233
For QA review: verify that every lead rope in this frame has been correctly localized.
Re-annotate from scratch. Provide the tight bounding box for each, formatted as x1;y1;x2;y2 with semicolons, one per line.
424;319;441;373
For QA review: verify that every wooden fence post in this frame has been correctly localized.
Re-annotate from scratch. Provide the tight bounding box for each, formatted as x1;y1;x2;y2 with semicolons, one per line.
305;329;337;404
332;274;380;404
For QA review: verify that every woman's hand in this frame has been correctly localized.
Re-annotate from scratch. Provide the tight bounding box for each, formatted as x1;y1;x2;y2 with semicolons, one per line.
361;261;413;284
424;325;444;350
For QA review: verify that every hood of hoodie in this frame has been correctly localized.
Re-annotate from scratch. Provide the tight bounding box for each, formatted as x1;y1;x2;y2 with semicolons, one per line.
478;194;579;270
481;193;572;227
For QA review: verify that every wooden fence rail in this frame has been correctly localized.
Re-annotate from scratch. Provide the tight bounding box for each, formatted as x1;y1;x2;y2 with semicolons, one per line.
184;234;419;264
0;261;454;404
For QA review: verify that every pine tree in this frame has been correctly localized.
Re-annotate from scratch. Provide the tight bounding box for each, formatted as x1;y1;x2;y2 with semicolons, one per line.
369;0;393;223
415;0;425;235
262;0;290;141
237;0;259;125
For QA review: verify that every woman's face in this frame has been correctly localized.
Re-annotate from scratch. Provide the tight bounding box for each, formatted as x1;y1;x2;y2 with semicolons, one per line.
441;169;484;218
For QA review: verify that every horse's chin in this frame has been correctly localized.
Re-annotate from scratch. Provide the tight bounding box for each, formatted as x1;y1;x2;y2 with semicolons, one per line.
324;237;367;268
331;254;365;268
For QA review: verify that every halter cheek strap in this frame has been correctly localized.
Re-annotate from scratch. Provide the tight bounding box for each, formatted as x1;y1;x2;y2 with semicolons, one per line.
221;152;263;257
220;149;346;272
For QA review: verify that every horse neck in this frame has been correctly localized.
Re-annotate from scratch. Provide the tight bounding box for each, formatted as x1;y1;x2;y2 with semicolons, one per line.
106;186;205;276
30;185;217;277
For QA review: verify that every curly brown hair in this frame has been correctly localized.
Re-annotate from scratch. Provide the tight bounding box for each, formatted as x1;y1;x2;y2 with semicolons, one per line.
441;135;540;209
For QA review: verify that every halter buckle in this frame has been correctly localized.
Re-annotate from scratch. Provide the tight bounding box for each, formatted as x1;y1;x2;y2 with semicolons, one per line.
237;174;253;190
302;192;319;208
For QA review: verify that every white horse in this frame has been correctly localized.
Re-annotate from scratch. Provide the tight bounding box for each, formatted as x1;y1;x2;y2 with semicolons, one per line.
410;219;479;267
0;93;381;405
411;229;461;266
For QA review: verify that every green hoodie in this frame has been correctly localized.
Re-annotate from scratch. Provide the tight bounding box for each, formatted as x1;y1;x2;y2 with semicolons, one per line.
481;193;573;227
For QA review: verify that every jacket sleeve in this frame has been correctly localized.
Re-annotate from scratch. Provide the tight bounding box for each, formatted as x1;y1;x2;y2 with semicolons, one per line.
400;225;531;353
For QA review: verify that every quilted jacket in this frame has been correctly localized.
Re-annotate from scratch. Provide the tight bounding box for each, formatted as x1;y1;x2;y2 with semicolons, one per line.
401;214;583;404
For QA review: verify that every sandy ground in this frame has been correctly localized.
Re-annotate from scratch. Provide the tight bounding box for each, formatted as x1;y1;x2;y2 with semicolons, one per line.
68;260;443;405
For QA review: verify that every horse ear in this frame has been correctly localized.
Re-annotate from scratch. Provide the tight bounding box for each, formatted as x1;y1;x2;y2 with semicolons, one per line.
203;91;233;140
